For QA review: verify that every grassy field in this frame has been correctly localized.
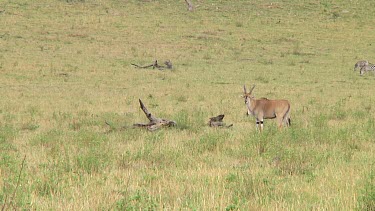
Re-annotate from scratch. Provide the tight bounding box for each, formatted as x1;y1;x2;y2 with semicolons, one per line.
1;0;375;210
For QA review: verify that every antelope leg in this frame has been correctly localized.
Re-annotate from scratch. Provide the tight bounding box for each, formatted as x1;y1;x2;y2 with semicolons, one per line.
277;116;283;129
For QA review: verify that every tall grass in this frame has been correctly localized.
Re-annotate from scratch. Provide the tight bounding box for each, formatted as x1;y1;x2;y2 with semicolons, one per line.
1;0;375;209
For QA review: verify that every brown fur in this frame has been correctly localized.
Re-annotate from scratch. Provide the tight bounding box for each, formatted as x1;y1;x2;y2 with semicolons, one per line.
243;85;291;131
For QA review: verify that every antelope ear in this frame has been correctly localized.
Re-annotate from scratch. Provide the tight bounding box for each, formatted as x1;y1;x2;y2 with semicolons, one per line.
243;85;247;94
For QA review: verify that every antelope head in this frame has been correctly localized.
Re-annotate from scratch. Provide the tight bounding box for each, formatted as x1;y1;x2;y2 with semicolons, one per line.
243;85;256;115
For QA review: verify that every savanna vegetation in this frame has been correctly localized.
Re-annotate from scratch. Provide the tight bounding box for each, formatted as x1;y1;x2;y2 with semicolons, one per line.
1;0;375;210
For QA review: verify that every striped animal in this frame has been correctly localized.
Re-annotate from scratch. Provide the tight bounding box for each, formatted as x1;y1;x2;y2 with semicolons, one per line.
354;60;369;71
360;64;375;76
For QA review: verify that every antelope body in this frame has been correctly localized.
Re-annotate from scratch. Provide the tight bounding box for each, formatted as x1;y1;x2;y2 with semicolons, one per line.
243;85;291;131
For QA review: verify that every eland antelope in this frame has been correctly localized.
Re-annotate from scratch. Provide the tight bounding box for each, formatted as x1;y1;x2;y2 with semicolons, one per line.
243;85;291;131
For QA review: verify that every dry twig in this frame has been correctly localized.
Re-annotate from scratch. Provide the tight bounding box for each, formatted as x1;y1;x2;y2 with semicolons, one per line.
131;60;173;70
185;0;194;11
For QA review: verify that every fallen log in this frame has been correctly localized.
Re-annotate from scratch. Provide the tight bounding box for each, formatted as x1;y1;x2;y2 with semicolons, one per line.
209;114;233;128
133;99;176;131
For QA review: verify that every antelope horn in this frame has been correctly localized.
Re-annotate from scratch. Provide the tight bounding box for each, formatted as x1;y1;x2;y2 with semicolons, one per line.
243;85;247;94
249;85;256;94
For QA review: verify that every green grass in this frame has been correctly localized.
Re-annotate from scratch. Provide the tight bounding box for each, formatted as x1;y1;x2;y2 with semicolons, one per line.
1;0;375;209
358;169;375;210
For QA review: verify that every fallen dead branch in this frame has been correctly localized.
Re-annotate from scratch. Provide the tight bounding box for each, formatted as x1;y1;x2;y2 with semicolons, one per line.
185;0;194;11
131;60;173;70
133;99;176;131
208;114;233;128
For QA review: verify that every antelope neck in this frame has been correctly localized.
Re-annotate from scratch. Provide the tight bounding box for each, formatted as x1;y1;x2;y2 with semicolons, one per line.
246;98;256;114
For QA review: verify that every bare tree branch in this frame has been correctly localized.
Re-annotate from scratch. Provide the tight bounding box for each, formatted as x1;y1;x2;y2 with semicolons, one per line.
131;60;173;70
134;99;176;131
209;114;233;128
131;60;158;69
139;99;159;123
185;0;194;11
